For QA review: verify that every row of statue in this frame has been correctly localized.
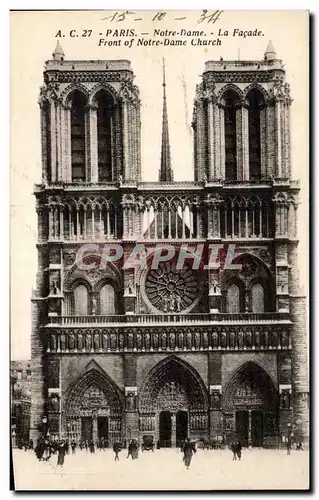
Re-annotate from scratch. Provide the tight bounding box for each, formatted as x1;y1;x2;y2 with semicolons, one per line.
280;391;292;410
139;416;155;431
189;414;208;430
48;329;290;352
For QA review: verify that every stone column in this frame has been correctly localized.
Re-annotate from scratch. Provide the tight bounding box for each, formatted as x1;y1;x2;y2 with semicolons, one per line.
260;106;267;179
88;103;98;182
248;409;252;448
171;413;176;447
56;101;63;181
122;98;130;180
275;99;282;177
50;100;57;182
207;98;215;181
63;104;72;182
266;103;275;178
206;201;213;239
92;415;98;442
195;98;207;181
39;104;48;183
236;103;249;181
84;106;91;182
219;104;225;180
125;386;139;442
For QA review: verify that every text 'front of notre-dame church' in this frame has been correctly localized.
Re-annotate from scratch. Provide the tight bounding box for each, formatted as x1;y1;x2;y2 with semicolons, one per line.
31;41;308;449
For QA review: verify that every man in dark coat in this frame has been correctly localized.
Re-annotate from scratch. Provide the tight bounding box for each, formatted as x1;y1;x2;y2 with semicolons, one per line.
113;441;122;461
57;440;67;467
130;439;139;460
127;440;133;459
71;440;77;454
35;437;45;461
89;440;95;454
182;438;196;469
230;440;242;460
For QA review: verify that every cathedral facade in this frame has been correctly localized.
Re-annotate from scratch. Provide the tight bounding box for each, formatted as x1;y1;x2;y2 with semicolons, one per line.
30;41;308;449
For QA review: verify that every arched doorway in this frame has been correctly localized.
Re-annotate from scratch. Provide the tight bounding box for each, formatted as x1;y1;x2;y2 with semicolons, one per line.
224;362;279;448
64;367;123;446
139;356;209;447
159;411;172;447
176;410;188;448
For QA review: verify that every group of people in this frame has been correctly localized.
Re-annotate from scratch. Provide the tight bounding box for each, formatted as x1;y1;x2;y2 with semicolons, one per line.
34;437;68;467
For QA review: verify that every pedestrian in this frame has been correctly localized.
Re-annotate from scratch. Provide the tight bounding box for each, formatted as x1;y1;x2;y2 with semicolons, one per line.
43;438;51;461
287;432;293;455
235;440;242;460
29;439;34;450
182;438;196;469
230;440;242;460
296;441;303;451
130;439;139;460
89;439;95;454
127;440;133;459
71;440;76;455
113;441;121;461
35;437;45;461
57;440;66;467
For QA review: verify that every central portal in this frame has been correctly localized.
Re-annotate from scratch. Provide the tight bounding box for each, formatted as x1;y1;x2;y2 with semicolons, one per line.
176;410;188;447
159;411;172;447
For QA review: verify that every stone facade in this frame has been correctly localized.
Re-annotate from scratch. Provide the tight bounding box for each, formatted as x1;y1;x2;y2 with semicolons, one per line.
30;43;308;449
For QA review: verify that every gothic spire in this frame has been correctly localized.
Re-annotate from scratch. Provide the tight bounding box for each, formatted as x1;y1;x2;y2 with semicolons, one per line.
264;40;276;61
52;40;65;61
159;59;173;182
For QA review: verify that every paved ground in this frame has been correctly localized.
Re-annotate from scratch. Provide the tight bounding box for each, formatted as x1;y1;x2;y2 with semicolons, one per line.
12;447;309;491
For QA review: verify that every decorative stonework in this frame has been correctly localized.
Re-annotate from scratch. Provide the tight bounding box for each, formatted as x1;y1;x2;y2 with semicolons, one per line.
46;324;292;354
144;261;200;314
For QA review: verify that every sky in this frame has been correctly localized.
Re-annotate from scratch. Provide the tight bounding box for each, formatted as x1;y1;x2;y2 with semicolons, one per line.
10;10;309;360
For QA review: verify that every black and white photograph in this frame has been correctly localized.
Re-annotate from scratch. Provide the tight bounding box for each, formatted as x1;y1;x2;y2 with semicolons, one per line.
10;9;309;490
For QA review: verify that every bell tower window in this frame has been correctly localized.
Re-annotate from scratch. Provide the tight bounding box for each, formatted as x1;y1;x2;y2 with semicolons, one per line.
71;91;87;183
96;91;114;182
224;91;239;181
247;89;265;181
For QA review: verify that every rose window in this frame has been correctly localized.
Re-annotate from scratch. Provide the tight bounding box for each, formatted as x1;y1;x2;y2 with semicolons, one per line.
144;261;200;313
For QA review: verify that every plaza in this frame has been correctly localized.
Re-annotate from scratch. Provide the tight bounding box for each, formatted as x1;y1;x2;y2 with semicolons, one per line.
13;448;309;491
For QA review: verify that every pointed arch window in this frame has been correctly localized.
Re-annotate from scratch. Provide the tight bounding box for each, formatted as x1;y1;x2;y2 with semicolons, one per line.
247;90;265;181
96;91;114;182
224;90;239;181
226;283;240;313
100;284;116;315
71;91;87;182
251;283;265;313
73;284;89;315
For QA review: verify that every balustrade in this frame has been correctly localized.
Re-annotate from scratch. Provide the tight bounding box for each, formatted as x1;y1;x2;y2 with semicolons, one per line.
48;312;289;326
46;325;291;354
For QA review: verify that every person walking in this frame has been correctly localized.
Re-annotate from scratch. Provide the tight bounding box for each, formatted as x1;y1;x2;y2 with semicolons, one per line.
182;438;196;470
89;439;95;454
57;440;67;468
230;439;242;460
113;441;121;462
287;432;293;455
130;439;139;460
127;440;133;459
71;440;76;455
